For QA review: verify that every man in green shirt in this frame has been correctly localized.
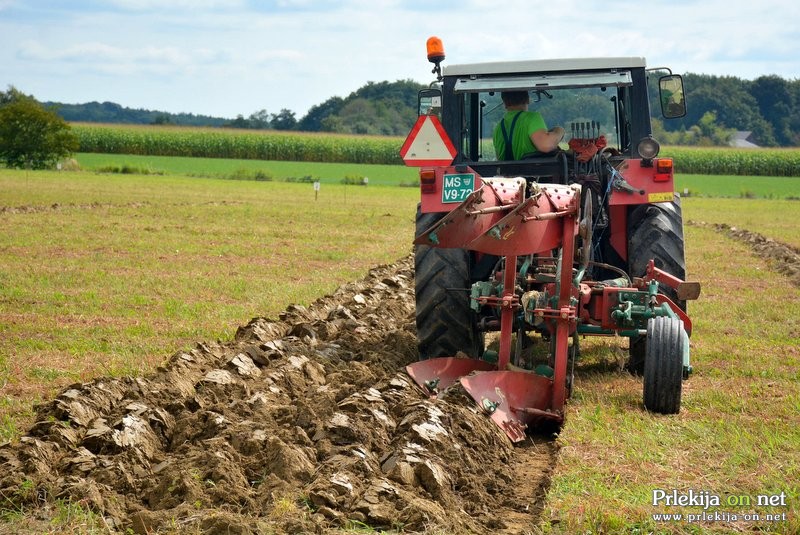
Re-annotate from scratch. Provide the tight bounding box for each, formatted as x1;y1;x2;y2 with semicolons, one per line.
493;91;565;160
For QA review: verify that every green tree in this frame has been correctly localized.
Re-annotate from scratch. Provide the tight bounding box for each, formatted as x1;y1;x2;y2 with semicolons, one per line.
297;79;424;134
749;75;794;146
270;108;297;130
0;87;78;169
297;96;344;131
672;74;777;146
225;114;251;129
248;109;271;129
152;113;171;125
695;111;734;146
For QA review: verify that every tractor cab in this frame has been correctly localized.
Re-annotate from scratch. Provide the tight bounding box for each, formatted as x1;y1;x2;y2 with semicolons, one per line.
418;54;686;182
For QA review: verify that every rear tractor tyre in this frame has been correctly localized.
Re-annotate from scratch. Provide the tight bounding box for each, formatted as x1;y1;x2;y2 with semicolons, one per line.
415;208;484;360
626;196;686;374
643;316;684;415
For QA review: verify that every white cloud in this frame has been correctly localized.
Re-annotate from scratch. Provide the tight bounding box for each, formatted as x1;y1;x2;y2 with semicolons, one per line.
107;0;245;10
253;49;305;63
1;0;797;118
15;40;233;80
18;40;189;65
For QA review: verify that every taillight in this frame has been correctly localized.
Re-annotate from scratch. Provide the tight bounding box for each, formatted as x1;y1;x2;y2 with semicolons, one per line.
420;169;437;193
654;158;673;182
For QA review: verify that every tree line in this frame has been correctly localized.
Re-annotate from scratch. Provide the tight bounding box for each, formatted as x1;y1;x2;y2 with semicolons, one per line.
648;73;800;147
44;79;422;137
41;74;800;147
4;69;800;169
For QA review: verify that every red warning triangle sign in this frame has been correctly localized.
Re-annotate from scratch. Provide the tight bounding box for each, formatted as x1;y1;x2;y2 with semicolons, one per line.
399;115;457;167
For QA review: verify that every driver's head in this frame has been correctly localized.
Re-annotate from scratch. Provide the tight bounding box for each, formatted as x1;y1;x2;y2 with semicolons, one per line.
501;91;530;107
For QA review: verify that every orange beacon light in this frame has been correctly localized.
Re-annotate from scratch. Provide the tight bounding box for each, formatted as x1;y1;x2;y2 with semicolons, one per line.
426;36;445;78
426;36;445;64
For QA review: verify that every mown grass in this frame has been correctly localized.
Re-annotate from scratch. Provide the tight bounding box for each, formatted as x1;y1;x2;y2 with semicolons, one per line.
69;152;800;198
74;152;420;185
683;197;800;248
542;198;800;534
675;174;800;200
0;169;419;445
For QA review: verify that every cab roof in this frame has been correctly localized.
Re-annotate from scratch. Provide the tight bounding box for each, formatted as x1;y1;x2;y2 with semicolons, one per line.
442;57;647;77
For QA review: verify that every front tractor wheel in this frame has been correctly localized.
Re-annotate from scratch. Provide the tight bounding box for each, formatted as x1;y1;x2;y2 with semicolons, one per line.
626;197;686;374
415;209;483;360
643;316;684;414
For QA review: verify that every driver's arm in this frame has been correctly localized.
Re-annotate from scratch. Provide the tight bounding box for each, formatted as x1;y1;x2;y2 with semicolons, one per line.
530;126;565;153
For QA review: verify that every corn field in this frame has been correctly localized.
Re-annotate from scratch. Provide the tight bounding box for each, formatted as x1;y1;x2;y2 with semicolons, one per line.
73;124;404;165
73;124;800;176
663;146;800;177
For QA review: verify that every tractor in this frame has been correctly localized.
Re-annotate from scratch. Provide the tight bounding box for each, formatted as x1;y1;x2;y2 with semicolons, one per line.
401;37;700;442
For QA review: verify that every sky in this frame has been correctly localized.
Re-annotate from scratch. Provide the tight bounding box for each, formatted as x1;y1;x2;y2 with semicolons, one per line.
1;0;798;120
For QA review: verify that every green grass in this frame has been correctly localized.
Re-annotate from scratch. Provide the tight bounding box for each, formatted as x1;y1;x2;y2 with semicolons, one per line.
74;152;420;185
541;209;800;534
675;174;800;199
71;153;800;197
682;197;800;248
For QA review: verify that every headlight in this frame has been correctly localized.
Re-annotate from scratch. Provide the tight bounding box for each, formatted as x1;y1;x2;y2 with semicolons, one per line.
638;137;660;160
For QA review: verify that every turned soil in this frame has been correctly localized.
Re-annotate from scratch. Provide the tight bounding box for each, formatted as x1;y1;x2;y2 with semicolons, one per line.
0;257;556;534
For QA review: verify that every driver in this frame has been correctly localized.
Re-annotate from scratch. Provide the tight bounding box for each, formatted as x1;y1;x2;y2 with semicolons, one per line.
493;90;565;160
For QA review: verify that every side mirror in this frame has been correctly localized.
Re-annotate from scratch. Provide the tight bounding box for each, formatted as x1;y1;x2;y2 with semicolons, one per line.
659;74;687;119
418;88;442;117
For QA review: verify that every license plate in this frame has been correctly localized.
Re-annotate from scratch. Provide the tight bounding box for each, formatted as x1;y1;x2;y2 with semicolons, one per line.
442;173;475;203
648;192;674;203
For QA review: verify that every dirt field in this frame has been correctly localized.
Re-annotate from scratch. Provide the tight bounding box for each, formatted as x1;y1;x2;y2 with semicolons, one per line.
0;256;556;534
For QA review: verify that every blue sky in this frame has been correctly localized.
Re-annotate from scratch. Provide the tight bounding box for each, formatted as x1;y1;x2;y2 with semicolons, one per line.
1;0;798;119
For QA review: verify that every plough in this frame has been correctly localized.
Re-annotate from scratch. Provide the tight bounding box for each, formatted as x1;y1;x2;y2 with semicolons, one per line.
408;177;699;441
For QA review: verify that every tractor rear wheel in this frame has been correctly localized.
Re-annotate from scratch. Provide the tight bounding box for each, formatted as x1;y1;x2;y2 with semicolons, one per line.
643;316;684;414
626;196;686;374
415;208;483;360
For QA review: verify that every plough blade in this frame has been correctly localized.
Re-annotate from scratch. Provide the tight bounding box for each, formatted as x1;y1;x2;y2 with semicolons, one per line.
460;370;562;442
467;184;580;257
413;178;525;249
406;357;496;397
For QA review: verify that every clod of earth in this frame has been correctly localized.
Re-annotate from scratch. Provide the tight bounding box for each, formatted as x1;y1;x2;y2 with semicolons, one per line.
0;256;556;534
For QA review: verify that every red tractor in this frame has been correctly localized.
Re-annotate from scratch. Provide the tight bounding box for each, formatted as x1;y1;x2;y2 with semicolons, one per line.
402;37;700;441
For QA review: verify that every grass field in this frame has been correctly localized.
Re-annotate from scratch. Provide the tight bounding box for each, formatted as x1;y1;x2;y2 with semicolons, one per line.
74;153;800;199
1;167;799;533
544;222;800;533
74;152;420;185
675;174;800;200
